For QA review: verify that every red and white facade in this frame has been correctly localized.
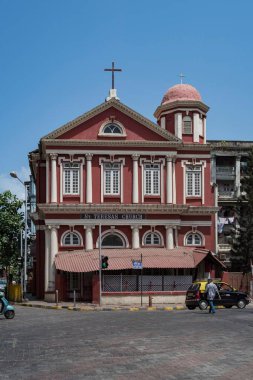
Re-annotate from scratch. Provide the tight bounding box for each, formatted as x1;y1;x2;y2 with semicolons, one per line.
30;83;225;303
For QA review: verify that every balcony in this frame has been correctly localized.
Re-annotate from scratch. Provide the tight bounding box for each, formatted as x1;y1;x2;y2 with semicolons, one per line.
216;166;235;179
218;190;235;199
218;244;232;253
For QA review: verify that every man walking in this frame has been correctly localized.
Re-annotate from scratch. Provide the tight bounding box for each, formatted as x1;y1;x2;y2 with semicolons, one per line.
205;278;220;314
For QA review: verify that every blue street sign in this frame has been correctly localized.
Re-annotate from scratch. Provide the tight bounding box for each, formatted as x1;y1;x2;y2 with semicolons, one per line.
132;260;143;270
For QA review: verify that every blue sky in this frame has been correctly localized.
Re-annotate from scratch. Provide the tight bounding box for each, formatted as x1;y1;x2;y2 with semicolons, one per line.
1;0;253;198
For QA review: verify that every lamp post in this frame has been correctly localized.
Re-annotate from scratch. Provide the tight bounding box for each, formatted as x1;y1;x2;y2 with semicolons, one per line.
10;171;28;295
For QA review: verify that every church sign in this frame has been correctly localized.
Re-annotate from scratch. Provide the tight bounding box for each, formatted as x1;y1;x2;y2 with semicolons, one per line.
80;213;145;220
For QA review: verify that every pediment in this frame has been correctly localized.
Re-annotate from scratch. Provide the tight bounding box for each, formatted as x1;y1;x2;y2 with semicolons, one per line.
41;98;181;143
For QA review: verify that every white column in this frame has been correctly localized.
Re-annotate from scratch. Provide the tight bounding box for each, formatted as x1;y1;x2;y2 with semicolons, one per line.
132;154;139;204
44;228;50;292
85;226;94;251
175;113;182;139
174;227;179;248
193;113;200;143
160;116;166;129
166;226;174;250
46;156;49;203
203;117;206;144
172;158;176;204
166;157;173;204
211;154;216;184
131;226;141;249
48;226;59;292
235;156;241;197
86;154;93;203
50;154;58;203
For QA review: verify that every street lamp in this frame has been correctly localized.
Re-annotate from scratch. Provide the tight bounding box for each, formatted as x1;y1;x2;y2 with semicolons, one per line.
10;171;28;296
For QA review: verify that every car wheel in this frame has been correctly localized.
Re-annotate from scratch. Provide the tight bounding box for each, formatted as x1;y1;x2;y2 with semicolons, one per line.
4;310;15;319
237;299;246;309
224;305;233;308
187;306;196;310
199;300;208;310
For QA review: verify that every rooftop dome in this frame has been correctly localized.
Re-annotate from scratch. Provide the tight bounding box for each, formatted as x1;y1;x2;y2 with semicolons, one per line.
162;84;201;105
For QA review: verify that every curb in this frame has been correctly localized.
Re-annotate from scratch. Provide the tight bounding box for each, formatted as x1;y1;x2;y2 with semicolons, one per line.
16;303;187;312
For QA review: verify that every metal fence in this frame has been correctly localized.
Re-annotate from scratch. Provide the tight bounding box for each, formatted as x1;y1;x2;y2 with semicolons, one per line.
102;274;192;292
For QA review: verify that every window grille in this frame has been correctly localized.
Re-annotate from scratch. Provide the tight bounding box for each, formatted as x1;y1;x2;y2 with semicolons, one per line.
104;163;120;195
183;116;192;134
103;123;122;134
63;232;81;246
144;164;160;195
144;232;161;245
186;165;201;196
186;233;202;246
63;163;80;195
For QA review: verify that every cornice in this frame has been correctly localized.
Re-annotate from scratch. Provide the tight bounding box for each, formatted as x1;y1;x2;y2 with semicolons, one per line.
41;139;211;153
41;98;180;143
37;203;218;216
154;100;209;119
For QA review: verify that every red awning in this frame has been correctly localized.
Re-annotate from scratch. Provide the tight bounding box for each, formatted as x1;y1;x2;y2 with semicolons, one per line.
55;247;221;273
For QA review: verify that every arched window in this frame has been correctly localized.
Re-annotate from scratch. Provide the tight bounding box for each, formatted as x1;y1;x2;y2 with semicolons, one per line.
185;233;202;246
183;116;192;134
101;233;125;248
99;121;126;137
103;123;123;134
144;232;161;246
62;232;81;246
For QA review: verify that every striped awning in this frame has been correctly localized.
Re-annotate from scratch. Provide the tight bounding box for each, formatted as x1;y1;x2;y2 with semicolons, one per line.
55;247;224;273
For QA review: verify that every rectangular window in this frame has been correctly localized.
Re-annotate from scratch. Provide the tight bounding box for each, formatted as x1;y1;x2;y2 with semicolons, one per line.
63;163;80;195
186;166;201;196
104;163;120;195
144;164;160;195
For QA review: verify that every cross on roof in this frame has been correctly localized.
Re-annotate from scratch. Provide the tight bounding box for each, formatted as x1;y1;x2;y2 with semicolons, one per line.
179;73;185;84
104;62;122;89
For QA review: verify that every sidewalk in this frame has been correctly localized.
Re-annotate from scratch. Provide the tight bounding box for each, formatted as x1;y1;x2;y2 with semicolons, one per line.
14;299;188;312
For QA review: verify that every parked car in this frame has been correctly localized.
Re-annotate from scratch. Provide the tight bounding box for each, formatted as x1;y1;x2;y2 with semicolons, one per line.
185;280;251;310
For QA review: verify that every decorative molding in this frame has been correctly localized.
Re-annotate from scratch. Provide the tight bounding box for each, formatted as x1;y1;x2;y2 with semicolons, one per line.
95;228;129;248
98;120;127;137
41;98;180;142
39;203;218;215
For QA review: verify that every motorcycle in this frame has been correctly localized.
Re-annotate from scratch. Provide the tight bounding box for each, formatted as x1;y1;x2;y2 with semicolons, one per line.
0;291;15;319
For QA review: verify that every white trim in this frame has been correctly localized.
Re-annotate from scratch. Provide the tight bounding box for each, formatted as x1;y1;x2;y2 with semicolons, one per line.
46;149;210;159
193;113;200;143
95;229;129;248
99;157;125;203
184;230;205;246
181;160;207;204
142;230;164;247
157;108;207;117
172;158;176;204
46;156;49;203
98;120;127;137
61;230;83;246
203;118;206;144
140;158;165;202
45;219;212;227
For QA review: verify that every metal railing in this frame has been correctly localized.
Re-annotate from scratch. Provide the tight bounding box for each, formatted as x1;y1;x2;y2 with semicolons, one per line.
102;274;192;292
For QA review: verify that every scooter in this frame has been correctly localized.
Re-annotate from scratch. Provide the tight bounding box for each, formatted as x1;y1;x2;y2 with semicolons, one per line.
0;291;15;319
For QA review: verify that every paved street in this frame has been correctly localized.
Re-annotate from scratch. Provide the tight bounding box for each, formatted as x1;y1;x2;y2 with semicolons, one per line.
1;306;253;380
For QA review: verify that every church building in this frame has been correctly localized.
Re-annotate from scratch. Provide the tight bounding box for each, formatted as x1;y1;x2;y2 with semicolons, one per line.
29;67;225;304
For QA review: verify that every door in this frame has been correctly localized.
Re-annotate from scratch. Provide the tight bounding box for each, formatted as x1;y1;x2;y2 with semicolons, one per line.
83;273;93;303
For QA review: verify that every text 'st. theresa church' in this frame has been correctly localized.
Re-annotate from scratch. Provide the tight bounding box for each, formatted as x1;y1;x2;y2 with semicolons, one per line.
29;68;225;303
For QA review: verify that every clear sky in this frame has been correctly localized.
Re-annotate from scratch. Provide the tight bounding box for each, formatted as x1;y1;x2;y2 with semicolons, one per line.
1;0;253;198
